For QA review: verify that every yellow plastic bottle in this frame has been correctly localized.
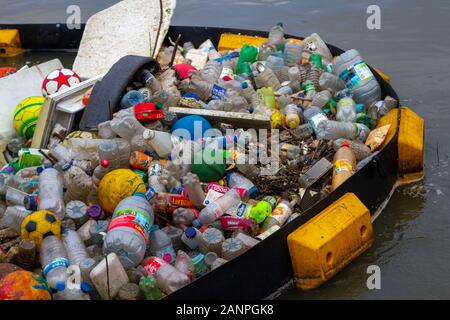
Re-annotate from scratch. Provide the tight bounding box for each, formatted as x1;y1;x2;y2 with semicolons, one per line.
285;104;300;129
332;141;356;191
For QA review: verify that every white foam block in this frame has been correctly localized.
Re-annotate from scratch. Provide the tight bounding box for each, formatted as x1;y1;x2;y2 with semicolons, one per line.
73;0;176;79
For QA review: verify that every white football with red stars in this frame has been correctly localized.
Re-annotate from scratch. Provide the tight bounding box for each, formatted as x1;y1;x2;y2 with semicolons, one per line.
41;68;81;97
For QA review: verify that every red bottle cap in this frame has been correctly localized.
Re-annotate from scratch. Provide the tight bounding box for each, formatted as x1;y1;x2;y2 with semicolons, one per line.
341;141;350;148
101;160;109;168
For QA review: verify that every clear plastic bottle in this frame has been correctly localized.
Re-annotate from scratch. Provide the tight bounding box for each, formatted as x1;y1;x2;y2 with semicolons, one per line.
63;166;93;203
198;61;223;84
103;195;154;269
98;140;121;170
311;90;332;109
174;250;195;280
181;227;203;250
142;129;173;159
254;63;281;90
143;256;190;294
115;138;132;168
0;205;31;232
303;106;329;135
149;226;176;263
97;121;117;139
92;160;110;186
302;33;333;65
221;238;246;261
62;229;90;266
5;187;29;208
316;120;370;142
110;109;147;141
303;80;317;101
265;55;285;80
319;72;345;93
226;90;249;112
285;104;301;129
268;23;285;49
334;49;381;107
241;81;256;103
336;97;357;122
54;281;91;300
258;42;276;61
284;41;303;66
333;139;372;161
38;168;65;219
194;189;241;227
162;225;184;251
262;199;294;231
182;173;206;209
172;208;198;226
40;235;69;289
137;69;163;93
205;99;233;111
226;172;258;198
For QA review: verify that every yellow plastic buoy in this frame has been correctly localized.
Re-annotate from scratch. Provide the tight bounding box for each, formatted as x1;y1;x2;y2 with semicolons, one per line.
0;29;23;58
287;193;373;291
98;169;147;215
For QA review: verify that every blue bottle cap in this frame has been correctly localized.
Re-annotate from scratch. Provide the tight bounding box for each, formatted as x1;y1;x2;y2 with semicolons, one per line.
36;166;44;174
56;282;65;292
185;227;197;238
241;82;249;89
80;282;92;293
183;92;201;101
27;195;38;211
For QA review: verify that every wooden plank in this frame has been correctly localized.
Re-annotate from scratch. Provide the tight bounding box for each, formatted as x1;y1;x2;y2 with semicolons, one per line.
169;107;272;129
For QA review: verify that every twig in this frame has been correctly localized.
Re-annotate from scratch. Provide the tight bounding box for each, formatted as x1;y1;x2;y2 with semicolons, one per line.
152;0;164;59
169;34;182;68
38;149;56;164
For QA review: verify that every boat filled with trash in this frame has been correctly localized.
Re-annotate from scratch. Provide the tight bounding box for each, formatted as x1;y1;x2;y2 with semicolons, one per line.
0;18;414;301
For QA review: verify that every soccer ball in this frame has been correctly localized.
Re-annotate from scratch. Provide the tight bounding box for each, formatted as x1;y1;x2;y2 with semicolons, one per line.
42;68;81;97
0;271;52;300
20;211;61;250
13;96;45;139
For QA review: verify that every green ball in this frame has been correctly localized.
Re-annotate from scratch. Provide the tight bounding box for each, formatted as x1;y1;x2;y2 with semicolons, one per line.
191;147;226;182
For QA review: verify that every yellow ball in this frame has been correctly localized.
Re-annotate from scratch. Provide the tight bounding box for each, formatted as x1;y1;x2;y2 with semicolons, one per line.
13;96;45;139
98;169;146;215
20;211;61;250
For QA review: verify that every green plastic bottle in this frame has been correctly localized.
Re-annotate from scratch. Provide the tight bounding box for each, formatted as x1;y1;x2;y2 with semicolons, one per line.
139;276;163;300
250;196;279;224
236;45;258;75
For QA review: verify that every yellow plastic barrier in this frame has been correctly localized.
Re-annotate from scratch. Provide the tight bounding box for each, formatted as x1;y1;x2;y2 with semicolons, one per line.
0;29;23;57
372;67;391;84
376;107;425;184
218;33;268;51
288;193;373;291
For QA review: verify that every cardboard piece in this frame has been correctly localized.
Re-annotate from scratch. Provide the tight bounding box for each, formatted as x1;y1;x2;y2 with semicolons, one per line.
73;0;176;79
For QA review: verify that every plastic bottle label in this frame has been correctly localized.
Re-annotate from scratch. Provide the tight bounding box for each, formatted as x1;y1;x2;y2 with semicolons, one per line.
210;85;227;100
43;258;69;277
203;189;224;206
109;208;152;242
270;202;292;225
148;163;164;176
144;257;167;276
334;159;354;174
220;67;235;80
308;113;328;132
235;202;252;218
339;62;373;90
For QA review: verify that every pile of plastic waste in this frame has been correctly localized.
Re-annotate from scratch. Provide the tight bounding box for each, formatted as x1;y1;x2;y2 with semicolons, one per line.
0;23;396;300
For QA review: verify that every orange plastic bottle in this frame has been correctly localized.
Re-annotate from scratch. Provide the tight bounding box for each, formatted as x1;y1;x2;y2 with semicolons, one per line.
331;141;356;191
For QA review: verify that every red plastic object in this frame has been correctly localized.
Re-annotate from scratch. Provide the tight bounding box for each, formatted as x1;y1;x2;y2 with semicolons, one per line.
82;89;92;106
174;63;197;79
134;103;164;122
0;67;17;78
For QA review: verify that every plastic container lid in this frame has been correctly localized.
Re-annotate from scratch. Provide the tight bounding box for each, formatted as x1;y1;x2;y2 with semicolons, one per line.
100;159;109;168
36;166;44;174
241;82;249;89
56;282;66;292
163;253;172;263
185;227;197;239
80;282;92;293
87;204;104;220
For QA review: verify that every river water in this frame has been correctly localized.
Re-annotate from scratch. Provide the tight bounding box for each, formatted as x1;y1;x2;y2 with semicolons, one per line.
1;0;449;299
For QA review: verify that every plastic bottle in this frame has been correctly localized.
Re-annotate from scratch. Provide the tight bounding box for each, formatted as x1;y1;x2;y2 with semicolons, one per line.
139;275;163;300
268;23;285;50
254;63;281;90
303;80;317;101
236;45;258;75
62;229;90;266
241;81;257;104
38;168;65;219
194;189;241;227
198;227;224;255
222;238;246;261
303;106;329;135
172;208;198;226
136;69;163;93
174;250;195;280
284;41;303;66
334;49;381;107
0;205;31;232
143;257;190;294
149;226;176;263
333;139;372;161
336;97;357;122
110;109;147;141
262;199;294;231
265;55;285;80
319;72;345;93
115;139;132;168
226;90;249;112
40;235;69;289
226;172;258;198
302;33;333;65
182;173;205;209
311;90;332;109
181;227;202;250
54;281;91;300
162;225;184;251
332;141;357;191
103;195;154;268
15;165;45;179
142;129;173;159
120;90;144;109
63;166;93;203
285;104;301;129
250;196;279;224
5;187;29;208
316;120;370;142
92;160;110;186
97;121;117;139
65;200;88;228
98;140;121;169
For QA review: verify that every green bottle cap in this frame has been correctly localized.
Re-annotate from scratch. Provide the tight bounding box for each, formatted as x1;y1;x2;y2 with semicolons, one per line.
155;102;164;110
